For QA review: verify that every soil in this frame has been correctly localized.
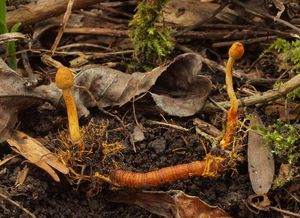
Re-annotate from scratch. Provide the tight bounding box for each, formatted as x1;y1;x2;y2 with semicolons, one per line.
0;107;289;218
1;1;300;218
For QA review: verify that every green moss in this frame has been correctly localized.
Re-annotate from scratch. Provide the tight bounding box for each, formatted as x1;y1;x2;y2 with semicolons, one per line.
267;39;300;100
263;120;299;165
259;120;300;189
265;38;300;72
129;0;174;68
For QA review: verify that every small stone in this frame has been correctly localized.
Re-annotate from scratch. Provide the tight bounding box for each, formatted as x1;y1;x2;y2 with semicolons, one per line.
148;137;166;154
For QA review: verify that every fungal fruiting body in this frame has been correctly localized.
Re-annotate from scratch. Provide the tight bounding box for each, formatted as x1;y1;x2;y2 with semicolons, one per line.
55;67;84;150
220;42;244;150
110;154;224;188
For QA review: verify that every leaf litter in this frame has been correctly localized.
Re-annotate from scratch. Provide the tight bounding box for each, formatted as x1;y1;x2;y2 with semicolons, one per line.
2;0;300;217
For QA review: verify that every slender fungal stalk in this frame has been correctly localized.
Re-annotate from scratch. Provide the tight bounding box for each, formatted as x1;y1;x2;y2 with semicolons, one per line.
55;66;84;150
220;42;244;150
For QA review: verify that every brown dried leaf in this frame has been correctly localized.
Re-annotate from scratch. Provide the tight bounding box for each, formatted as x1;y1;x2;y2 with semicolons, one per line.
6;130;69;182
15;164;29;187
72;53;212;117
34;54;212;117
0;59;46;142
105;190;230;218
248;113;274;195
163;1;236;27
265;102;300;121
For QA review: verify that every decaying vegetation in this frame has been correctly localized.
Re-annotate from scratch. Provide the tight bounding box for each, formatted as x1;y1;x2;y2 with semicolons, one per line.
0;0;300;217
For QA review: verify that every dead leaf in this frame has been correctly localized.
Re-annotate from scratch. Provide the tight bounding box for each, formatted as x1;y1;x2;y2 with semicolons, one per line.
265;102;300;121
105;189;230;218
76;53;211;117
130;125;145;144
248;113;274;195
0;59;46;142
34;54;212;117
6;130;69;182
163;1;237;27
246;194;271;212
15;164;29;187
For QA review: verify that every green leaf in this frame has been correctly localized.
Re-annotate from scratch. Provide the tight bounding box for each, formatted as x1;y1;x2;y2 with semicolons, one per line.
10;22;21;32
7;41;17;70
0;0;7;27
0;21;8;34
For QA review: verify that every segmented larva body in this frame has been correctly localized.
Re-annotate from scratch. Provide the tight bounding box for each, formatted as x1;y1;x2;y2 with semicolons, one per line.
110;158;222;188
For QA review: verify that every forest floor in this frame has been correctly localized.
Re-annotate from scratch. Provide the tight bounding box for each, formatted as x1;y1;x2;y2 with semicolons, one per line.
0;0;300;218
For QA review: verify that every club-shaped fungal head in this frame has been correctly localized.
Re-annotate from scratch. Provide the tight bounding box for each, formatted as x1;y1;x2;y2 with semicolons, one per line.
55;66;74;90
229;42;244;60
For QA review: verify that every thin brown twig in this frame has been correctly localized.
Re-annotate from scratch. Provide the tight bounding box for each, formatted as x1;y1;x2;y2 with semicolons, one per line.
0;154;19;166
0;192;36;218
7;0;106;27
203;73;300;112
270;206;300;217
231;0;300;35
64;27;128;37
212;36;278;47
148;120;190;132
51;0;74;54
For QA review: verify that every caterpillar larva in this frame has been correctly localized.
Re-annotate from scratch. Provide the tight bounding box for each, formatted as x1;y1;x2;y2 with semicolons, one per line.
110;156;223;188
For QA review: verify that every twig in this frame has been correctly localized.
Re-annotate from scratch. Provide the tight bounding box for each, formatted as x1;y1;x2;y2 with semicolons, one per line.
231;0;300;35
57;43;112;51
0;32;27;44
0;192;36;218
208;97;227;113
7;0;106;27
193;118;221;137
99;1;137;7
0;154;19;166
64;27;128;37
270;206;300;217
212;36;278;47
203;73;300;112
180;30;274;40
148;120;190;132
51;0;75;54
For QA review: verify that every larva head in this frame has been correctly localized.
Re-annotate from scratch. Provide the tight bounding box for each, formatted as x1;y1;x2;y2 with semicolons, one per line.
55;66;74;90
229;42;244;60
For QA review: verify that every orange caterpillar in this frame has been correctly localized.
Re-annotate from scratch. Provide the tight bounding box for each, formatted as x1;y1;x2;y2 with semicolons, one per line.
110;155;223;188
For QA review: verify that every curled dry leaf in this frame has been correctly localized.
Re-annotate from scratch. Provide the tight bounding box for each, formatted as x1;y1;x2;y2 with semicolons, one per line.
35;53;212;117
248;113;274;195
6;130;69;182
105;189;230;218
15;164;29;187
72;53;212;117
0;59;46;142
